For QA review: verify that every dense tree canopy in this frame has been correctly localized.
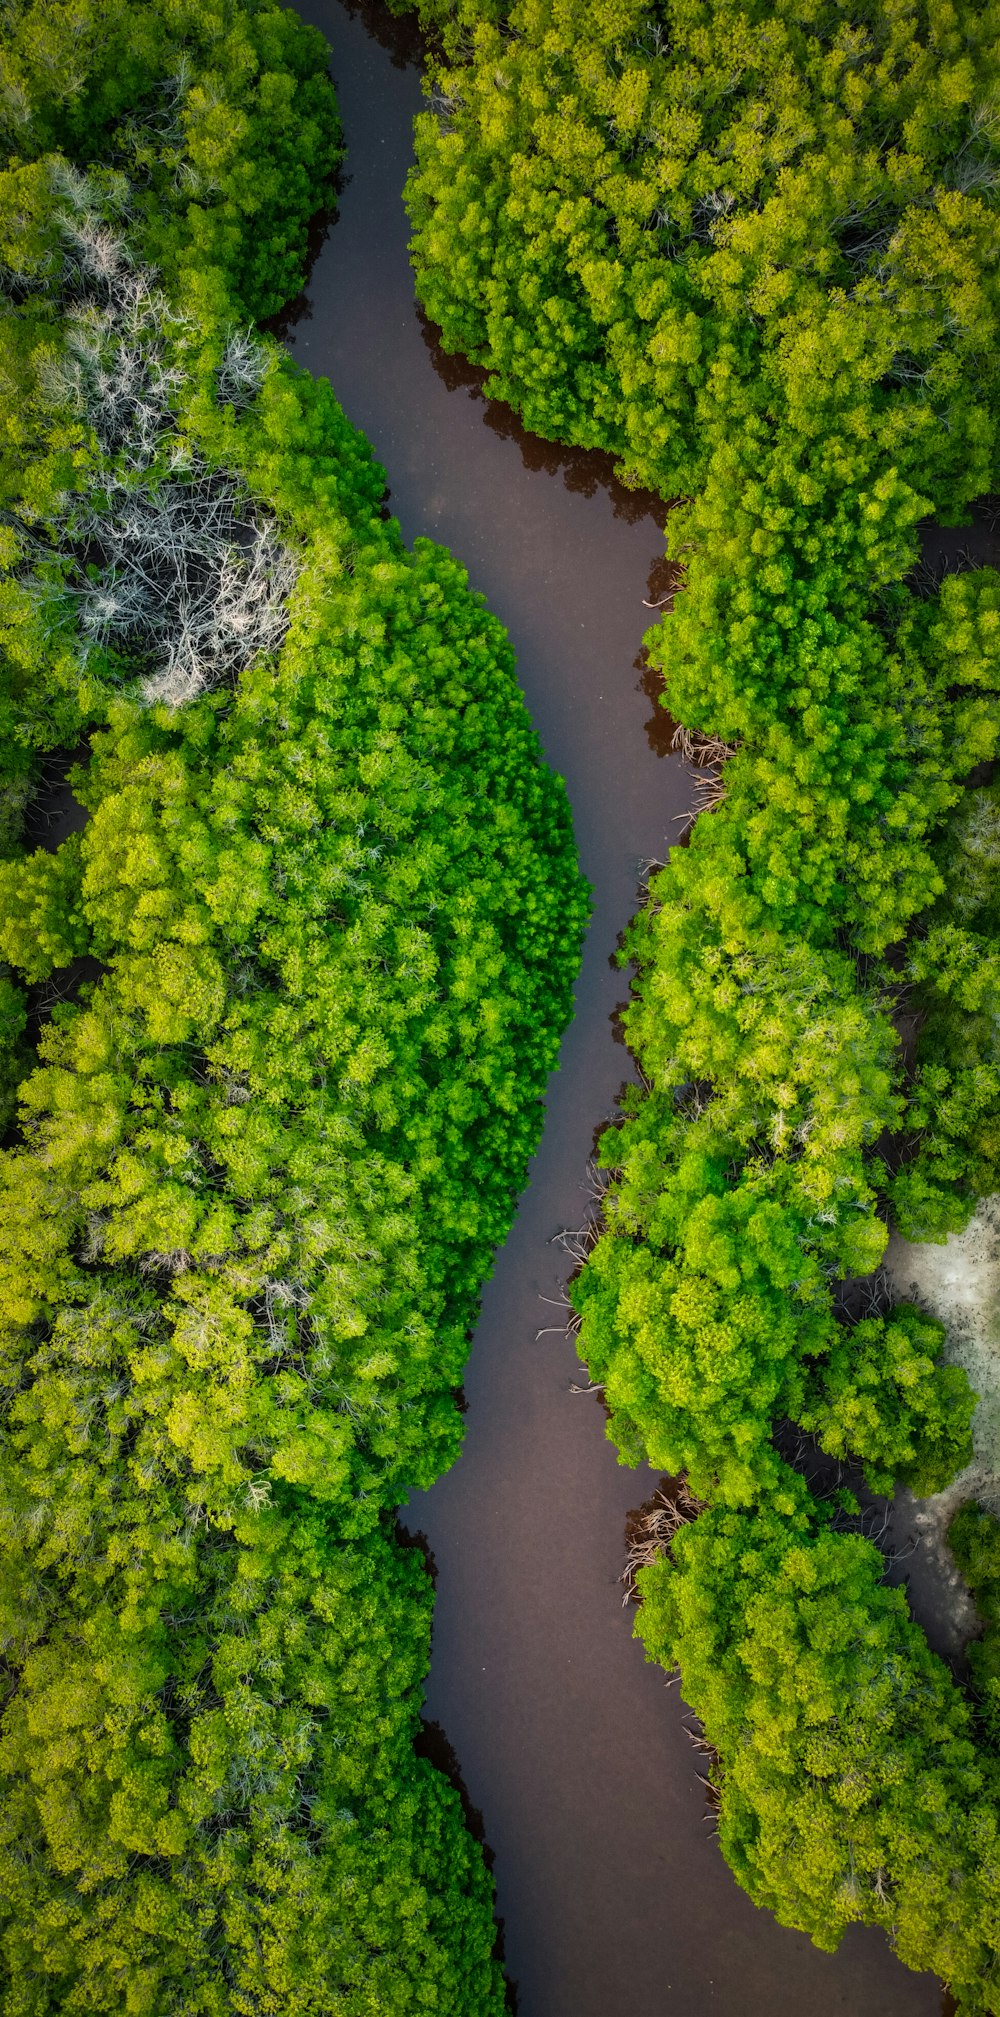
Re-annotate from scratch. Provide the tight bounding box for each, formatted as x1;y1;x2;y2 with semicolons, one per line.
638;1478;1000;2009
0;1;588;2008
7;0;1000;2004
397;0;1000;2005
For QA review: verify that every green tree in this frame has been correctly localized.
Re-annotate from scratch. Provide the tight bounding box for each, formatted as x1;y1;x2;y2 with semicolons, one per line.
0;2;589;2007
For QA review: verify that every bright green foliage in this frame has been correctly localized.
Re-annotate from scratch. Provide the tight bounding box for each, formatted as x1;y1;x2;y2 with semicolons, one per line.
0;833;88;981
574;1176;840;1499
0;1502;503;2016
572;920;973;1499
0;971;28;1134
0;0;341;322
401;0;1000;2004
402;0;1000;954
636;1482;1000;2013
0;1;588;2008
406;0;1000;506
572;910;924;1501
1;488;585;1521
950;1502;1000;1748
644;558;1000;953
799;1305;974;1497
892;780;1000;1237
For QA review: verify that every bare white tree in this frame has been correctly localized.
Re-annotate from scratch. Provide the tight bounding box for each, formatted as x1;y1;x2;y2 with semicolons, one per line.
12;171;299;709
69;464;298;709
217;328;271;410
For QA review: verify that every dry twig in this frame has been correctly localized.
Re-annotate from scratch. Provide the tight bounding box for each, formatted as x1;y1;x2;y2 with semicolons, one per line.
621;1476;703;1604
11;185;296;709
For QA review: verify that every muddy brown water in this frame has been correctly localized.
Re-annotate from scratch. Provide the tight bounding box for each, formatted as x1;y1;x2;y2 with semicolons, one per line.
279;2;947;2012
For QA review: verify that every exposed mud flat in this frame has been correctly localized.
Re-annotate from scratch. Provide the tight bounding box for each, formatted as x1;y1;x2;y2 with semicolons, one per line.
885;1197;1000;1657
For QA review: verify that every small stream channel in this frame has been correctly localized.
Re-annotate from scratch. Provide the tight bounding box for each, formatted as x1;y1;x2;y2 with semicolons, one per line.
281;5;946;2012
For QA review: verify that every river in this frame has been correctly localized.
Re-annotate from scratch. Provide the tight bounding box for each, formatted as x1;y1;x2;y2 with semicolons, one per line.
284;5;943;2012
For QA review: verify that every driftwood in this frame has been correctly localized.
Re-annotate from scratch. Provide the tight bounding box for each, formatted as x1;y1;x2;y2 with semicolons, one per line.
11;182;296;710
619;1476;723;1819
670;724;740;832
621;1475;703;1604
670;724;739;768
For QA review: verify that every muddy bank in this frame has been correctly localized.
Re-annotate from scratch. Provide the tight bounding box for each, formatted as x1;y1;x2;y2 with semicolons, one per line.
885;1200;1000;1660
878;496;1000;1664
286;5;942;2012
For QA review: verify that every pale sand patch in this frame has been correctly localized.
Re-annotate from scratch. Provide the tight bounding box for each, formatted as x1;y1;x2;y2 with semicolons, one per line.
883;1195;1000;1653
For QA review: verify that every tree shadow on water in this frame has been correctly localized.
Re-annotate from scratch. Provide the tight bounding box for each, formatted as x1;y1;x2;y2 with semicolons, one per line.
416;308;670;528
337;0;425;67
414;1714;520;2012
261;203;339;340
635;648;680;759
394;1528;517;2006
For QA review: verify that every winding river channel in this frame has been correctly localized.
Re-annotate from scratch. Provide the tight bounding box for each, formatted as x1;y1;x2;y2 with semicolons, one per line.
285;5;944;2011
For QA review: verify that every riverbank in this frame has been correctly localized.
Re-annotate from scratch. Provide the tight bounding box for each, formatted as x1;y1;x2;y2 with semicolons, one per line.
287;4;944;2011
886;1197;1000;1660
